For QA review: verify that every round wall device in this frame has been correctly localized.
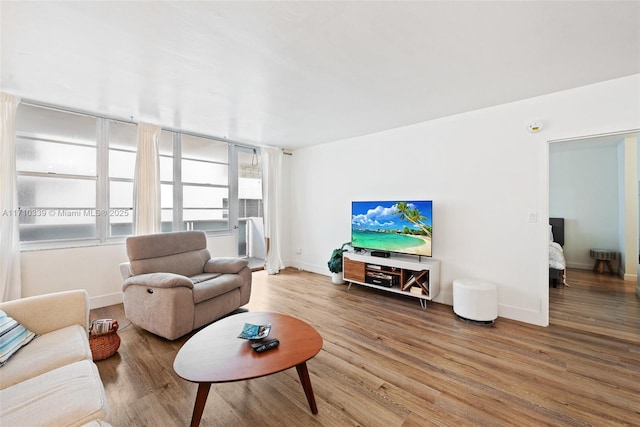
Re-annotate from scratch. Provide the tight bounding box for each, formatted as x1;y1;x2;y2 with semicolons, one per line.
527;121;544;133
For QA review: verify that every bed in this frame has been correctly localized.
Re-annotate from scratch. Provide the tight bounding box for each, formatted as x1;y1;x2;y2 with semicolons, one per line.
549;217;567;287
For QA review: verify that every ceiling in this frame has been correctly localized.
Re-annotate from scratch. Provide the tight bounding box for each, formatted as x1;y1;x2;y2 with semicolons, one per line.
2;1;639;150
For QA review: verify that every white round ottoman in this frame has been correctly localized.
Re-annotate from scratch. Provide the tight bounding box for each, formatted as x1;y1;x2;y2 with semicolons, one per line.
453;278;498;324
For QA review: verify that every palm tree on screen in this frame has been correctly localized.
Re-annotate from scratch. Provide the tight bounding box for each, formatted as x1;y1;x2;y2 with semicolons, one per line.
394;202;432;237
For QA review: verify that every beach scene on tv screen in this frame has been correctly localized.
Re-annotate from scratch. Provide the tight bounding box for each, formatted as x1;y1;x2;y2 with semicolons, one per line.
351;200;432;257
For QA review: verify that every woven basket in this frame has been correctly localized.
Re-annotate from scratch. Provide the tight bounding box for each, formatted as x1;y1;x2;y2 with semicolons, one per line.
89;320;121;361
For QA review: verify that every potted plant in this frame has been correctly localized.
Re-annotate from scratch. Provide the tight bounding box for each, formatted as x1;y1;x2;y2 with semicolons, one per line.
328;242;350;284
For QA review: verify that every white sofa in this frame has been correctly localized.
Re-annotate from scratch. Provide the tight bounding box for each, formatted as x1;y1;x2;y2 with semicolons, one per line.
0;290;110;427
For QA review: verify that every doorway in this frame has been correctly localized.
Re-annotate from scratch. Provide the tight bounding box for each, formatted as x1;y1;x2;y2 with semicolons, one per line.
235;146;266;270
548;131;639;329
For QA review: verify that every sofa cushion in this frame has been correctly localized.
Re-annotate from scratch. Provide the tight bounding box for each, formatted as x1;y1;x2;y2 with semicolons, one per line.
0;324;92;390
192;274;244;304
0;310;37;367
204;257;250;274
0;360;108;427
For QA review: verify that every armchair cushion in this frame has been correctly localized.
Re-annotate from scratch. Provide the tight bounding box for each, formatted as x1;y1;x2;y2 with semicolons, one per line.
204;257;250;274
190;273;221;284
129;250;210;278
126;230;207;260
192;274;245;304
122;272;193;292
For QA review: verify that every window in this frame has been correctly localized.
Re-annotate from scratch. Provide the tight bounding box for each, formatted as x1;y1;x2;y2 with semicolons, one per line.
108;120;137;237
179;134;229;232
13;102;259;248
236;147;264;257
159;131;175;232
237;147;264;219
15;104;99;243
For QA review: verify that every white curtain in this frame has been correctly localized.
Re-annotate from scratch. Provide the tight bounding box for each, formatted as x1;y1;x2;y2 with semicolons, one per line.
133;123;161;235
262;148;284;274
0;93;22;301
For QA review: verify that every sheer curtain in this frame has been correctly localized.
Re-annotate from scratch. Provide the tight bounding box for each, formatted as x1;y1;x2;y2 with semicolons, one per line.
133;123;161;235
0;93;22;301
262;148;284;274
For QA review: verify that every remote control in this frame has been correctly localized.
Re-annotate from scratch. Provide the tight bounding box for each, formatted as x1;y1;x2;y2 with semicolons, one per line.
251;338;279;353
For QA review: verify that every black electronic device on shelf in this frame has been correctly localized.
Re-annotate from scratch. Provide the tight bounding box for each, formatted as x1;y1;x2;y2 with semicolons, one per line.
365;271;397;287
371;250;390;258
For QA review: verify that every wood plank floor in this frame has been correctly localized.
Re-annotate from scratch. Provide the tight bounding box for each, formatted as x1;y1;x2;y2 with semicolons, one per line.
91;268;639;426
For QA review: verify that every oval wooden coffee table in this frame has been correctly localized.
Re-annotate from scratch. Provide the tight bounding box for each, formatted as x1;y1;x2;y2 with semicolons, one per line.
174;312;323;427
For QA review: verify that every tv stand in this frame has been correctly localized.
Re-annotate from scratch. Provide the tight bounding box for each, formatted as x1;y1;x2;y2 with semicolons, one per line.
342;251;440;308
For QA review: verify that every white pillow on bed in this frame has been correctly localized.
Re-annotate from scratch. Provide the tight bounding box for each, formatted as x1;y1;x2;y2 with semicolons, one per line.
549;224;554;242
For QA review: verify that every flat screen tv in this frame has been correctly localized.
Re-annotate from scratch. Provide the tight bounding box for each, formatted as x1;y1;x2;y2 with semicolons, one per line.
351;200;432;257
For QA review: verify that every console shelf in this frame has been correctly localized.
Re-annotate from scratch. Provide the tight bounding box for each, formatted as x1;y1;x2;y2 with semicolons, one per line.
342;252;440;307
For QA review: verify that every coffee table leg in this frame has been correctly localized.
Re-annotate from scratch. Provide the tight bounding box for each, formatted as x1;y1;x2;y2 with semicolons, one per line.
295;362;318;414
190;383;211;427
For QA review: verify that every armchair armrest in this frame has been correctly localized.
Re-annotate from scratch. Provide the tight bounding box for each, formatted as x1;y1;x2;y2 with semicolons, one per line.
204;257;249;274
122;272;194;292
0;290;89;335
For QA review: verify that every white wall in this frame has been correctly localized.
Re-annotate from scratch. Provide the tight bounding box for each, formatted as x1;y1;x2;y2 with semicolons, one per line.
621;136;639;280
550;142;621;269
20;234;237;308
21;244;129;308
286;74;640;327
618;143;625;273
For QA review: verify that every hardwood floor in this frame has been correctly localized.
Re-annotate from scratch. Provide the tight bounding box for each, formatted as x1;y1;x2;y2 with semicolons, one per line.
91;268;639;426
549;268;638;343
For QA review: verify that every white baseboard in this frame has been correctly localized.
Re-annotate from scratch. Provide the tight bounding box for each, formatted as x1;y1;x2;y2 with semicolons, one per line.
287;260;326;276
498;303;547;327
90;292;123;309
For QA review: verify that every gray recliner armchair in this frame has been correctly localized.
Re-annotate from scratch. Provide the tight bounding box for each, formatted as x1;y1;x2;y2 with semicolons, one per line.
120;230;252;340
